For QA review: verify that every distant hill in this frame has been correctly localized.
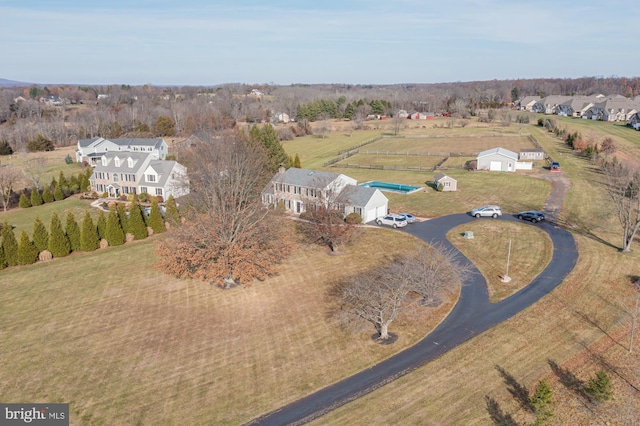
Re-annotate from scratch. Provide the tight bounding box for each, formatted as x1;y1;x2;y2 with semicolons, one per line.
0;78;32;87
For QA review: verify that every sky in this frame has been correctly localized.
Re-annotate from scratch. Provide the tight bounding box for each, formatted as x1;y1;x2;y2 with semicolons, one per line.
1;0;638;86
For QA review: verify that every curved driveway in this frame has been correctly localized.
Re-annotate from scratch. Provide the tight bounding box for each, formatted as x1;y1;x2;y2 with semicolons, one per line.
248;214;578;425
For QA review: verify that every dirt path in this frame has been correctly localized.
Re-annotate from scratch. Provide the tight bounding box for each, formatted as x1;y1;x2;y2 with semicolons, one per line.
539;172;572;222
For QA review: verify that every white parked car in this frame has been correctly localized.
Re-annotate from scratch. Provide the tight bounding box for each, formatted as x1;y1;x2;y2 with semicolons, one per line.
376;214;408;228
470;205;502;218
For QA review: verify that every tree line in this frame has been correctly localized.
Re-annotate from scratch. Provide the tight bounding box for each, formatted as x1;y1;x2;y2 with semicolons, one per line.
0;196;179;269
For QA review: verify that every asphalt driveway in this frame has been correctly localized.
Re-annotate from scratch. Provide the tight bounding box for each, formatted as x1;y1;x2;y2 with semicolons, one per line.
248;214;578;425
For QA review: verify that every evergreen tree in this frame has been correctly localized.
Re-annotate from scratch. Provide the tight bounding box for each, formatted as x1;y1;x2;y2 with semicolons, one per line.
128;202;148;239
19;192;31;208
80;210;99;252
17;230;38;265
105;210;125;246
116;203;129;234
0;245;6;270
294;153;302;168
1;221;19;266
48;212;70;257
65;212;81;252
164;195;180;227
58;171;68;189
97;210;107;240
32;216;49;252
249;124;289;172
54;183;65;201
77;173;89;193
30;187;43;206
530;379;554;426
68;175;80;194
42;185;54;203
147;198;165;234
585;371;613;404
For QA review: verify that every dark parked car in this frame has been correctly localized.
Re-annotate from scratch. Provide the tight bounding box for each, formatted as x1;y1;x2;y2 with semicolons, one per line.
517;210;545;223
550;161;561;172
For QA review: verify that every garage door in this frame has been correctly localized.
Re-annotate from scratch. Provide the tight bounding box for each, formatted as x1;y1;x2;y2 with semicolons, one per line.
489;161;502;171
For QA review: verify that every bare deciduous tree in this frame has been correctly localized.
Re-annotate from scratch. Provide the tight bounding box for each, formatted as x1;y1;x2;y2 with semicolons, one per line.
155;131;291;288
331;245;465;340
601;159;640;252
391;113;406;136
23;157;48;190
0;164;19;211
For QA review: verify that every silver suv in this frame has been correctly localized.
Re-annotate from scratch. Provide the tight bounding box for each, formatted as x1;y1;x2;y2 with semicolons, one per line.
470;205;502;218
376;214;408;228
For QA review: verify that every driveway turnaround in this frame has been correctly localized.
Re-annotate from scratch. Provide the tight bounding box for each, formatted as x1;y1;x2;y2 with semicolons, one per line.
247;214;578;425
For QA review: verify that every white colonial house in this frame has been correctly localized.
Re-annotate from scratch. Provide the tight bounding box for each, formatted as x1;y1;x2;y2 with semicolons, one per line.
261;167;388;223
76;137;168;165
90;151;188;200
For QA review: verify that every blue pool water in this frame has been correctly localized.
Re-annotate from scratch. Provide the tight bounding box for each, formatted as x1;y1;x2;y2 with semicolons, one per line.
360;181;421;194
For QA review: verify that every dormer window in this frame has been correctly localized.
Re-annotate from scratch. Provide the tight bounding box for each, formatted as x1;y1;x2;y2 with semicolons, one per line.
128;158;134;167
101;156;107;166
114;157;121;167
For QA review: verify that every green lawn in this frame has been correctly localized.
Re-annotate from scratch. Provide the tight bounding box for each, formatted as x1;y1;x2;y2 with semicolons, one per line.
0;197;96;238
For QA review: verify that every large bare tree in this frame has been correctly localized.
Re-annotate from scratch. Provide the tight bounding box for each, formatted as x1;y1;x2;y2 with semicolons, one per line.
0;164;19;211
155;130;291;288
602;158;640;252
331;245;466;340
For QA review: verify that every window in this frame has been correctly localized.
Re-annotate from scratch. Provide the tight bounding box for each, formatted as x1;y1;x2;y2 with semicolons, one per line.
105;173;110;180
155;188;163;196
113;174;119;182
147;174;156;182
123;187;129;194
294;186;301;194
131;187;136;194
140;187;148;194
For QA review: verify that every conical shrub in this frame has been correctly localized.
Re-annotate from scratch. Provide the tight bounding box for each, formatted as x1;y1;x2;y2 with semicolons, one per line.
17;230;38;265
80;210;99;252
48;212;70;257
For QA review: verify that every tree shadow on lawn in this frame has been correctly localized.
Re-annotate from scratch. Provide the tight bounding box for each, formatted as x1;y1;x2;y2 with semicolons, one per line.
548;359;588;400
484;395;518;426
495;365;534;413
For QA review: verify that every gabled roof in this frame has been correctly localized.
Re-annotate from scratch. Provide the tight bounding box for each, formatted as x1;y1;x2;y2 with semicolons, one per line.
434;172;456;181
78;137;165;149
142;161;181;187
477;147;518;160
336;185;386;207
93;151;150;173
271;168;342;188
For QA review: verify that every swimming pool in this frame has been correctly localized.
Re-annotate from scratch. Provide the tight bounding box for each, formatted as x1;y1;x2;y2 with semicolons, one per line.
360;181;421;194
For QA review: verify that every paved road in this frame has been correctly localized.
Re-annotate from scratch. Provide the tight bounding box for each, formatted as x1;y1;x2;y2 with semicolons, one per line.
247;214;578;426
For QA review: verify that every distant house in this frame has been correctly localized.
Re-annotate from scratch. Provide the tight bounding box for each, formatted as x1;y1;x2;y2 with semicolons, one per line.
90;152;189;199
261;167;388;223
629;112;640;130
434;173;457;192
272;112;290;123
531;95;572;114
517;96;541;112
76;137;168;165
396;110;409;119
477;147;519;172
409;112;432;120
519;148;545;161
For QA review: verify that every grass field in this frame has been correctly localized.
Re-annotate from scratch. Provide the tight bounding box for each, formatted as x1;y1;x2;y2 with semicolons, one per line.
2;115;640;425
1;196;95;238
448;221;553;302
0;229;463;425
